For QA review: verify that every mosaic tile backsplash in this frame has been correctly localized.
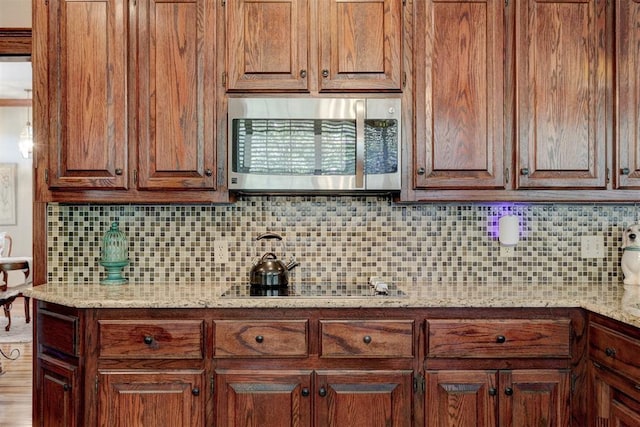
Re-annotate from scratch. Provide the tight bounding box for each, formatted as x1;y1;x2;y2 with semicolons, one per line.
47;197;640;285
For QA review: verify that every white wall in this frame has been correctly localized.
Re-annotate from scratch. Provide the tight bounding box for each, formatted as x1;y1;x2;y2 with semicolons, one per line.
0;0;32;27
0;0;33;284
0;105;33;284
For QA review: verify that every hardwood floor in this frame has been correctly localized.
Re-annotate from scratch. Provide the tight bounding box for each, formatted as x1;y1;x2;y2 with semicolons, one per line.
0;298;32;427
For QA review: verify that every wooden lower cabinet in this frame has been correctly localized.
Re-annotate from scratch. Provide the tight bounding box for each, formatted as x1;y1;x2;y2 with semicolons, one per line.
34;303;592;426
426;369;570;427
98;370;206;427
215;370;313;427
315;370;413;427
215;369;413;427
589;313;640;427
35;355;79;427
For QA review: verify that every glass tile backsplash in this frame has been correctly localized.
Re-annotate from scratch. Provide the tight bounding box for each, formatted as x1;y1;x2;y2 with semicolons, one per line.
46;197;640;285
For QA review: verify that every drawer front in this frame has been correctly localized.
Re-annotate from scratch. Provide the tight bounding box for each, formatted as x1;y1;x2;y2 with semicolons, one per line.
320;320;414;358
99;320;204;359
427;319;571;358
214;320;308;357
590;322;640;383
38;309;79;356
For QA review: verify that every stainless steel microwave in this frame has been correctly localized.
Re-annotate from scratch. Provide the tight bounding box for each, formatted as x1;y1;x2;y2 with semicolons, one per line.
228;97;401;193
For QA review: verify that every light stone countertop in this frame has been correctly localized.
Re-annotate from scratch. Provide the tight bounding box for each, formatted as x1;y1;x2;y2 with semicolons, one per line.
25;281;640;329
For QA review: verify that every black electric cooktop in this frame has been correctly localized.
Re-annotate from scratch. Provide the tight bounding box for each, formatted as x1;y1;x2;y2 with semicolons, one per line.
220;283;407;298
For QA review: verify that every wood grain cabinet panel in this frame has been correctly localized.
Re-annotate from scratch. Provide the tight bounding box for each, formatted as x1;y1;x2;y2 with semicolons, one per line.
215;370;313;427
224;0;309;91
98;370;206;427
414;0;505;189
319;319;414;358
315;370;413;427
318;0;403;91
223;0;402;92
426;318;571;358
589;316;640;427
515;0;607;189
98;319;205;359
34;355;80;427
45;0;128;190
615;0;640;189
213;319;309;357
136;0;217;190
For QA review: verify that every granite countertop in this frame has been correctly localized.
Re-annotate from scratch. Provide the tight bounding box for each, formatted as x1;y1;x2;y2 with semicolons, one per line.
25;281;640;329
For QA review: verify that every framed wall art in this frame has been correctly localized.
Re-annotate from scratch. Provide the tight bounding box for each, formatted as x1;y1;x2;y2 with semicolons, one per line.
0;163;17;225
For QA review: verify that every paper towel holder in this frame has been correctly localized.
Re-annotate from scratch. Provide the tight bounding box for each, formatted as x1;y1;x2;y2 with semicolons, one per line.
498;215;519;246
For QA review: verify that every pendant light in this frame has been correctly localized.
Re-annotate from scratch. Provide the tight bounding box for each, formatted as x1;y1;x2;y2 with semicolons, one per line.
18;88;33;159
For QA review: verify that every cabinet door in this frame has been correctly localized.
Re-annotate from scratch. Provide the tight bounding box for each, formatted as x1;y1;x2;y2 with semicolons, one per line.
215;370;312;427
46;0;128;189
414;0;504;189
425;370;498;427
225;0;309;91
615;0;640;189
136;0;217;190
318;0;402;91
315;370;413;427
590;362;640;427
515;0;607;189
35;356;79;427
500;370;570;427
98;370;205;427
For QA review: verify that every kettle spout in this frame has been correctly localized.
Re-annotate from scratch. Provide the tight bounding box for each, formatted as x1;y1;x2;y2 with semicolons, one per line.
286;258;300;271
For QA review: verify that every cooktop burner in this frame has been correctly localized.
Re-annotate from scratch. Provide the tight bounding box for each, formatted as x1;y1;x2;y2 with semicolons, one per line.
220;283;406;298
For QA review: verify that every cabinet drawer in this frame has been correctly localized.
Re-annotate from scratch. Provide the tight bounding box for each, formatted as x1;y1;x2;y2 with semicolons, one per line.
320;320;414;358
214;320;308;357
590;322;640;383
426;319;571;358
98;320;204;359
38;309;80;357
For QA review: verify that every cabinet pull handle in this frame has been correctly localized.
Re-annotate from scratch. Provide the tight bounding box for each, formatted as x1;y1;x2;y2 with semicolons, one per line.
300;69;307;78
417;167;426;175
255;335;264;343
143;336;153;345
318;387;327;397
322;69;329;78
488;387;497;396
621;168;630;175
363;335;372;344
205;169;212;177
520;168;529;176
63;384;71;392
504;387;513;396
495;335;506;344
115;168;123;176
605;347;616;357
301;388;310;397
192;387;200;396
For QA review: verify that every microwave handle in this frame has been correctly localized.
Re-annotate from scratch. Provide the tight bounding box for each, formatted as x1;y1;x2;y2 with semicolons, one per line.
355;100;365;188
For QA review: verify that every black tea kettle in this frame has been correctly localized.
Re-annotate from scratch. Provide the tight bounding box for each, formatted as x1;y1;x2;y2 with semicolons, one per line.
250;232;299;287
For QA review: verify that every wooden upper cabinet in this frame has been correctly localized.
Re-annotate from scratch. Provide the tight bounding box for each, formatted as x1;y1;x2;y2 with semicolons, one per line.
615;0;640;189
225;0;309;91
223;0;402;92
515;0;607;189
136;0;217;190
318;0;403;91
46;0;128;189
414;0;504;189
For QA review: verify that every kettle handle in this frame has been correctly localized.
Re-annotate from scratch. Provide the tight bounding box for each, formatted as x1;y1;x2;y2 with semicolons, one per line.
257;232;283;241
260;252;278;261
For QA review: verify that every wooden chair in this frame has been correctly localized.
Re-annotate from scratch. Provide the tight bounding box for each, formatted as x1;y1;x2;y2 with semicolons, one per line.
0;233;31;331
